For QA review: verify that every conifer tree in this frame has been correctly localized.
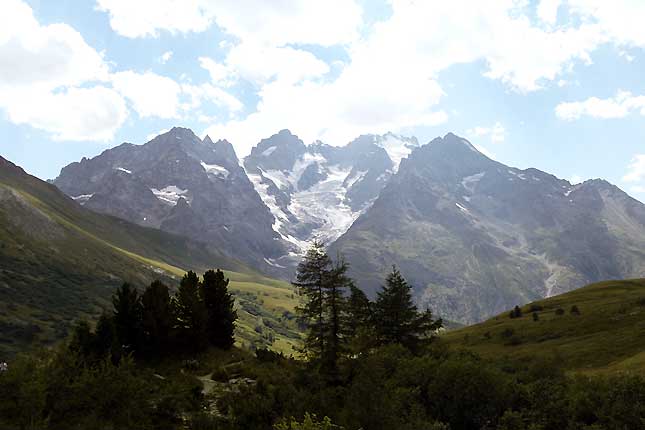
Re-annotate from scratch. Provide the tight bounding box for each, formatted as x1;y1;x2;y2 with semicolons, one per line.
112;283;143;354
374;266;442;351
346;284;376;354
173;271;208;351
323;257;352;371
141;280;173;355
201;269;237;349
293;241;333;361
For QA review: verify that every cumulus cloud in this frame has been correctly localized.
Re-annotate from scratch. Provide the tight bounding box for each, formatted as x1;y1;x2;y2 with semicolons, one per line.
467;122;506;144
111;71;183;119
0;0;125;141
555;91;645;121
1;86;127;141
95;0;362;45
623;154;645;183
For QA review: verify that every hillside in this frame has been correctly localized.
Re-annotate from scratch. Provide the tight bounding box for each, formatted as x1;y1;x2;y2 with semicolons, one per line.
331;133;645;324
442;278;645;374
0;156;300;357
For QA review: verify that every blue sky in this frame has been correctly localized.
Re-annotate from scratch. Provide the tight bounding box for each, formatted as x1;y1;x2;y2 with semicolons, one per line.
1;0;644;199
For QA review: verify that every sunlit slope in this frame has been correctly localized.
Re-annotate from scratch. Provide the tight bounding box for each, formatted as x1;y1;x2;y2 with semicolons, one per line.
0;157;300;356
442;278;645;374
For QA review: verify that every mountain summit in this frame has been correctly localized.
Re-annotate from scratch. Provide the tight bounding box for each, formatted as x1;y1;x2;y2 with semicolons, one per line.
54;129;645;323
330;133;645;322
54;127;284;272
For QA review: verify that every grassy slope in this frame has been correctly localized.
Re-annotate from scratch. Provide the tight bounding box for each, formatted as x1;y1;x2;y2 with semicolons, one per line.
442;278;645;374
0;158;300;357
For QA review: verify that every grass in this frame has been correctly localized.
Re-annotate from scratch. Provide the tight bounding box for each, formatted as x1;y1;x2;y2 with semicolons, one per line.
442;278;645;374
0;161;301;357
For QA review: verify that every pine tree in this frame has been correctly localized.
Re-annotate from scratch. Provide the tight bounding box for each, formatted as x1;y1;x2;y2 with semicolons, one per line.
346;284;376;354
347;284;373;333
323;257;351;372
201;269;237;349
374;266;442;351
173;271;208;351
112;283;143;354
293;241;333;362
94;312;119;362
141;280;173;355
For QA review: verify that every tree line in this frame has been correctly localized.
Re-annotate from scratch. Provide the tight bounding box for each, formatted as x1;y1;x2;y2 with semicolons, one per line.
72;268;237;362
294;241;443;378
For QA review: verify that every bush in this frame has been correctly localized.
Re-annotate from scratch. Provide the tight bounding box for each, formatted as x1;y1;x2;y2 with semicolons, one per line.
509;306;523;319
529;304;544;313
501;328;515;339
533;312;539;321
570;305;580;315
555;308;565;316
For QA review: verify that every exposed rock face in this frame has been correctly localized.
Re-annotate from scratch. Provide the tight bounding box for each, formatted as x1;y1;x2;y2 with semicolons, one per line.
330;133;645;323
54;128;645;324
243;130;409;268
54;127;285;273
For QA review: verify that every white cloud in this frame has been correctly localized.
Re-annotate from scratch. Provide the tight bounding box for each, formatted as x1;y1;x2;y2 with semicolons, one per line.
467;122;506;144
0;0;125;141
181;83;243;113
159;50;173;64
570;175;583;184
112;71;182;119
623;154;645;183
95;0;362;45
0;86;127;141
556;90;645;121
537;0;562;25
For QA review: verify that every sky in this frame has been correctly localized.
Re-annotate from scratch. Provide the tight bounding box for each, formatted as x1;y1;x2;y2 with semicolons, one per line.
0;0;644;199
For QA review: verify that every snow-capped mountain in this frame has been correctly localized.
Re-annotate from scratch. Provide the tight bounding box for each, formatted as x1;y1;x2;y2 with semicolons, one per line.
330;132;645;323
54;127;285;272
243;130;411;267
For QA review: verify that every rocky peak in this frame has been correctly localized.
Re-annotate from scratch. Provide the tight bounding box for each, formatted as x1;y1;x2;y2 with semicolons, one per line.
245;129;307;172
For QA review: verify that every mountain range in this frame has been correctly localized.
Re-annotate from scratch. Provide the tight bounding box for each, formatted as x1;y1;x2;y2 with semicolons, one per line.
51;128;645;323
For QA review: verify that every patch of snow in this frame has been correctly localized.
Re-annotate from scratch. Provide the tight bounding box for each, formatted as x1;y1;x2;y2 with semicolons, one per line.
375;134;418;172
176;136;181;140
461;172;485;192
345;170;367;189
115;167;131;174
151;186;189;206
72;194;94;204
248;173;290;233
463;195;471;202
201;161;229;179
508;170;527;180
262;146;277;157
455;202;469;213
264;257;286;269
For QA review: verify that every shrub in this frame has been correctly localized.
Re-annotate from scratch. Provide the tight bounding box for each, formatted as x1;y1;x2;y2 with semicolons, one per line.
533;312;539;321
555;308;565;316
570;305;580;315
509;306;523;319
501;328;515;339
530;304;544;312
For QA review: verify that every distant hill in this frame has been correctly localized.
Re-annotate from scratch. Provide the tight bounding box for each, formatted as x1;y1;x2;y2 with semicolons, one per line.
0;156;300;357
442;278;645;374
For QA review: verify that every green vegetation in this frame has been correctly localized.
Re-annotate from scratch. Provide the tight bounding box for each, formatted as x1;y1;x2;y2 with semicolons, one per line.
0;160;300;357
443;278;645;374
